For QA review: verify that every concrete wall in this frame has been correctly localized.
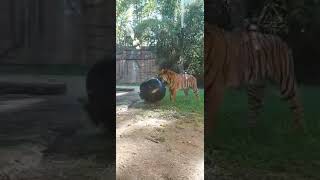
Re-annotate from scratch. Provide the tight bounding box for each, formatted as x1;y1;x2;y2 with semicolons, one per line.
0;0;115;65
0;1;13;51
116;47;158;84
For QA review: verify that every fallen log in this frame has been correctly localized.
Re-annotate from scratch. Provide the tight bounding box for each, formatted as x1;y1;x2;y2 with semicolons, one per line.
0;81;67;95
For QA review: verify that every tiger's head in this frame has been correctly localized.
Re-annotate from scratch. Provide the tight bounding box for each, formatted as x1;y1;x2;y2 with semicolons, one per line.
157;69;175;85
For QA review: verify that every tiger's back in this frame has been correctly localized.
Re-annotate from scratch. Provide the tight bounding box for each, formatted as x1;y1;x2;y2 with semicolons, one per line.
176;73;198;91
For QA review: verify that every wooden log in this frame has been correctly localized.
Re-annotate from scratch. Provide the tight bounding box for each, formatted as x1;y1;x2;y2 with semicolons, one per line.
0;81;67;95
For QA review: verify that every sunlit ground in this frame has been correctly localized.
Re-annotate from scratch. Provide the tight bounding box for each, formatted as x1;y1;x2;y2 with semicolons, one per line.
116;92;129;96
116;88;204;179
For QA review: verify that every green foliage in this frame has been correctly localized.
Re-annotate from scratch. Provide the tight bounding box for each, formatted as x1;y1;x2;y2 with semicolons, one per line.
116;0;134;46
134;18;162;46
182;3;204;77
157;0;179;20
116;0;204;79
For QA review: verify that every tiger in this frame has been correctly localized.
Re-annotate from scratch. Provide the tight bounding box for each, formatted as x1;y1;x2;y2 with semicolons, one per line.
158;69;199;102
205;23;304;133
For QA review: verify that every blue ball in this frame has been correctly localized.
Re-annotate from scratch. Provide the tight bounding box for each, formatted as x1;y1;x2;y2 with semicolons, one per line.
139;78;166;102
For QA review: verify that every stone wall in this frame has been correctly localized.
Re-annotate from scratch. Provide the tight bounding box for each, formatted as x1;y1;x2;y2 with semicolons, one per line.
0;0;115;65
116;47;158;84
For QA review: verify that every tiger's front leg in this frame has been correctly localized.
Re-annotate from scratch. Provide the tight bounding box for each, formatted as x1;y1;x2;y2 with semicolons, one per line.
247;84;265;128
172;89;177;102
184;89;189;96
205;81;225;136
169;88;175;102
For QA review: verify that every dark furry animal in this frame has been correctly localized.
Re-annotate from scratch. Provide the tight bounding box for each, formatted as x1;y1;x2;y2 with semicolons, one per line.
85;59;115;136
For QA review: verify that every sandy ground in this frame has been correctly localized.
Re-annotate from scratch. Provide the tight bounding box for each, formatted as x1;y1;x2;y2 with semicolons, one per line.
116;88;204;180
0;75;204;180
0;75;115;180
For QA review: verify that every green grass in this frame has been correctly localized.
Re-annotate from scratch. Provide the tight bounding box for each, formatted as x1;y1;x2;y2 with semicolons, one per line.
207;86;320;179
159;89;204;116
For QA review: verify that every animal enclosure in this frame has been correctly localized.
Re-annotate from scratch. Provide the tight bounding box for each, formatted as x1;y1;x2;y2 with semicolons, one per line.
116;47;158;84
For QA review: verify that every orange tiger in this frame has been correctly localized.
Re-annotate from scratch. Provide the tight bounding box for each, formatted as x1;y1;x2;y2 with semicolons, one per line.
158;69;199;102
205;23;304;133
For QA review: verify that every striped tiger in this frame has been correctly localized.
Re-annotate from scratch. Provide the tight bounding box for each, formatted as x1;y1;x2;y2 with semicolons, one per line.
205;23;304;132
158;69;199;102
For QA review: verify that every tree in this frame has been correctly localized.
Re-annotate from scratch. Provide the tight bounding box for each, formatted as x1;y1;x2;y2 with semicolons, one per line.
116;0;204;81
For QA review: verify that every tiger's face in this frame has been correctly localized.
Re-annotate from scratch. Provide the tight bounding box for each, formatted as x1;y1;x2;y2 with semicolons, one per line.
157;69;169;85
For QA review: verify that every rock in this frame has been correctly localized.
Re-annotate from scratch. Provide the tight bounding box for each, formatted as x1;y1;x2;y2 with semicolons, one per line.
139;78;166;103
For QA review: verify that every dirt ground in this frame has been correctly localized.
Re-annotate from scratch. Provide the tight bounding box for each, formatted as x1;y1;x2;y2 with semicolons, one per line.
0;75;115;180
0;75;204;180
116;88;204;180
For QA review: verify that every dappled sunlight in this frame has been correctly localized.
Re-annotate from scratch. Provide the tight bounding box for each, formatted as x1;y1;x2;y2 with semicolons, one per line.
117;115;177;138
116;103;204;179
116;85;204;179
192;157;204;180
116;116;203;179
116;105;129;113
116;92;129;96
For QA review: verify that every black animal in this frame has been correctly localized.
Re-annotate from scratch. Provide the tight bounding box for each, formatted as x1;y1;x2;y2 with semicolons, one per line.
85;58;115;137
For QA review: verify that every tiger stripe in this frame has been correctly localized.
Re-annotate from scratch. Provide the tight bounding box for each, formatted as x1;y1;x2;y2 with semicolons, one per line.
158;69;199;102
205;23;304;133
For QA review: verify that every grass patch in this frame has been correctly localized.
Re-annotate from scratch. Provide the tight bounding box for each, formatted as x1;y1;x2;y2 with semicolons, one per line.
206;86;320;179
159;89;204;117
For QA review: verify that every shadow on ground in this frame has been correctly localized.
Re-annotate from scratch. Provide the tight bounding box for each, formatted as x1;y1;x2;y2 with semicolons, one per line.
0;76;115;180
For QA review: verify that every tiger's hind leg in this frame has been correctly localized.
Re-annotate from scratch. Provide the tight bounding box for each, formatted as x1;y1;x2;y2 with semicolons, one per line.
193;88;199;100
279;81;304;132
247;84;265;128
184;89;189;96
192;85;199;100
170;88;177;102
172;89;177;102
